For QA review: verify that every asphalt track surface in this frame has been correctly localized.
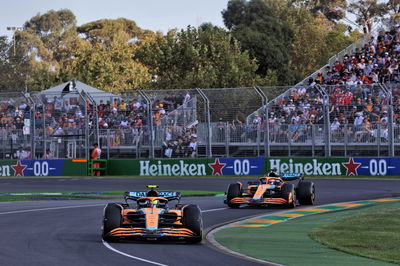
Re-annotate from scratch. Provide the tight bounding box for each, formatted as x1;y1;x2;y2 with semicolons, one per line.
0;177;400;266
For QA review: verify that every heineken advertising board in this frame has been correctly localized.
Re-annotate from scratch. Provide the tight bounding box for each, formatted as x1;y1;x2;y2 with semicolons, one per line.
0;160;87;177
107;158;266;176
265;157;400;176
108;157;400;177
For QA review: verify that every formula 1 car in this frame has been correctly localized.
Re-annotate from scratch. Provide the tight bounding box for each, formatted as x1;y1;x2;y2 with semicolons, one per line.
224;172;315;208
102;185;202;243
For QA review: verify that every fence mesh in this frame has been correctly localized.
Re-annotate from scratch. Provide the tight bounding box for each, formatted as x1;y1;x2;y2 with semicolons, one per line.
1;82;399;159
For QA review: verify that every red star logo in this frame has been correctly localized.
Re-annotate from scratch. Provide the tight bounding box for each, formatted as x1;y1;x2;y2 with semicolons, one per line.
208;158;226;176
342;158;361;176
12;161;27;176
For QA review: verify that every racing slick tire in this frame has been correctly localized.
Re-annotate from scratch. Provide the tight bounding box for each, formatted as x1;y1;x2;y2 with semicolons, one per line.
227;183;241;208
102;203;122;242
183;204;203;243
282;183;296;208
297;181;315;205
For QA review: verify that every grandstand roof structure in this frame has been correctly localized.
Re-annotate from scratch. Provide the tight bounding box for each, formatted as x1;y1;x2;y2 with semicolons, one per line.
40;79;118;103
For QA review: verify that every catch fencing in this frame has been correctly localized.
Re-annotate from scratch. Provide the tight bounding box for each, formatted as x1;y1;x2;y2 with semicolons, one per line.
1;82;400;160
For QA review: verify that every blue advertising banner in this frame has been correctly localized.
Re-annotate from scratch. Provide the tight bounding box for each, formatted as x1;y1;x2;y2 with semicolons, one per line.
213;157;265;176
21;160;65;176
0;159;87;177
352;157;400;176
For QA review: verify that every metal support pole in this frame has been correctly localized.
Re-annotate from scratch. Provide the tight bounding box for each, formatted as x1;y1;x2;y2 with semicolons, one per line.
316;85;331;157
22;92;35;158
77;91;89;159
344;124;348;157
312;125;315;157
86;92;100;146
106;129;110;159
254;86;269;157
224;122;229;157
195;88;211;157
380;83;394;157
139;90;154;158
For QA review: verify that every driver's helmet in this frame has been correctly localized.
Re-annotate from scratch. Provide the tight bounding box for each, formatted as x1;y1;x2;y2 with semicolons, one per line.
268;171;279;177
147;190;159;197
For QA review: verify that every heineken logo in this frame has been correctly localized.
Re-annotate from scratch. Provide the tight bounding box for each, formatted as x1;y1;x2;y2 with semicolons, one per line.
269;159;342;176
0;165;12;177
140;160;206;176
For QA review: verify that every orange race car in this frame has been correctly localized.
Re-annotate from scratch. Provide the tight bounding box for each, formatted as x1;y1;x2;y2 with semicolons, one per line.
224;171;315;208
102;185;202;243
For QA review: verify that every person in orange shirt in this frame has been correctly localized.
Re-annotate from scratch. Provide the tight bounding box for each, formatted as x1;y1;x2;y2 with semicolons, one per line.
91;143;102;176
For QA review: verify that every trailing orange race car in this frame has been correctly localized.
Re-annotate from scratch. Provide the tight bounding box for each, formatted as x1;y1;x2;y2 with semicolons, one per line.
102;185;202;243
224;171;315;208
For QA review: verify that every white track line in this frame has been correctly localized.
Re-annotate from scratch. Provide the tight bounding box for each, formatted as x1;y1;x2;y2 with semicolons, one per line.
0;202;227;265
202;207;227;213
103;207;227;265
0;203;168;265
0;204;103;215
102;240;168;266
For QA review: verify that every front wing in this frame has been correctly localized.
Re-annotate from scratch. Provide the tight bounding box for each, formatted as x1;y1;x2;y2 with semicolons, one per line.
105;227;199;241
227;196;288;206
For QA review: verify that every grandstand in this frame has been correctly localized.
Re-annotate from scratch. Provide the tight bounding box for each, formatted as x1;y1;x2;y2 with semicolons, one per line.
1;24;400;159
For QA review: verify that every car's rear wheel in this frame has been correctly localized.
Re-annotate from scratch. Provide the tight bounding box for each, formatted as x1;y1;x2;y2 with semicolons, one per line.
182;204;203;243
297;181;315;205
227;183;241;208
282;183;296;208
102;203;122;242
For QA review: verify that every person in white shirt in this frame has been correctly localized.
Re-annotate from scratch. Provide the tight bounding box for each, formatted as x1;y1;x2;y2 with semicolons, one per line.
330;118;341;141
188;134;197;158
354;113;364;131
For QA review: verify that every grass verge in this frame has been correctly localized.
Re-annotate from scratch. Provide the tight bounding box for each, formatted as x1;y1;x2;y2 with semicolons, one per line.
310;202;400;264
215;203;399;266
0;190;222;202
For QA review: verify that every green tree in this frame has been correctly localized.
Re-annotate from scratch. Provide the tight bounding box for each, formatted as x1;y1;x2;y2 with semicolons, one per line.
348;0;387;34
135;25;262;89
0;35;31;92
222;0;295;85
69;18;152;91
258;0;357;81
290;0;348;22
387;0;400;23
16;9;78;90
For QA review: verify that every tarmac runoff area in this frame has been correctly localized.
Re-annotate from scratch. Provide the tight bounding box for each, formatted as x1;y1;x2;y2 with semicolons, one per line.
207;198;400;266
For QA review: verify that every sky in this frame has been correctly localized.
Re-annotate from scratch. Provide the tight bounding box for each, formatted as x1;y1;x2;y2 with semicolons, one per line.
0;0;229;39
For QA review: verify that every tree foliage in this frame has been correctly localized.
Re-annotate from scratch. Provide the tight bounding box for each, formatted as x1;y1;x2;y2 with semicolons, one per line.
348;0;387;34
0;6;377;93
290;0;347;22
222;0;295;84
69;19;152;91
135;25;261;89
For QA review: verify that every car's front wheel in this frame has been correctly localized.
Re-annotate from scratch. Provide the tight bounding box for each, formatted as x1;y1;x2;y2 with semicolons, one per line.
102;203;122;242
226;183;242;208
183;204;203;243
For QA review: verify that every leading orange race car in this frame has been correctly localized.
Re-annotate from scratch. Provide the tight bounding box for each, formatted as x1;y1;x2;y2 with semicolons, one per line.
102;185;202;243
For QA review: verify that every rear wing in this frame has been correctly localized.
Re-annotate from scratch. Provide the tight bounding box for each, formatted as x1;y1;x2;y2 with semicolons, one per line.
124;191;181;201
280;173;304;181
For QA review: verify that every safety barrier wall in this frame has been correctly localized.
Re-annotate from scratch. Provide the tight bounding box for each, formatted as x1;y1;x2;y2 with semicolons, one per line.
107;157;400;177
0;159;87;177
1;157;396;177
